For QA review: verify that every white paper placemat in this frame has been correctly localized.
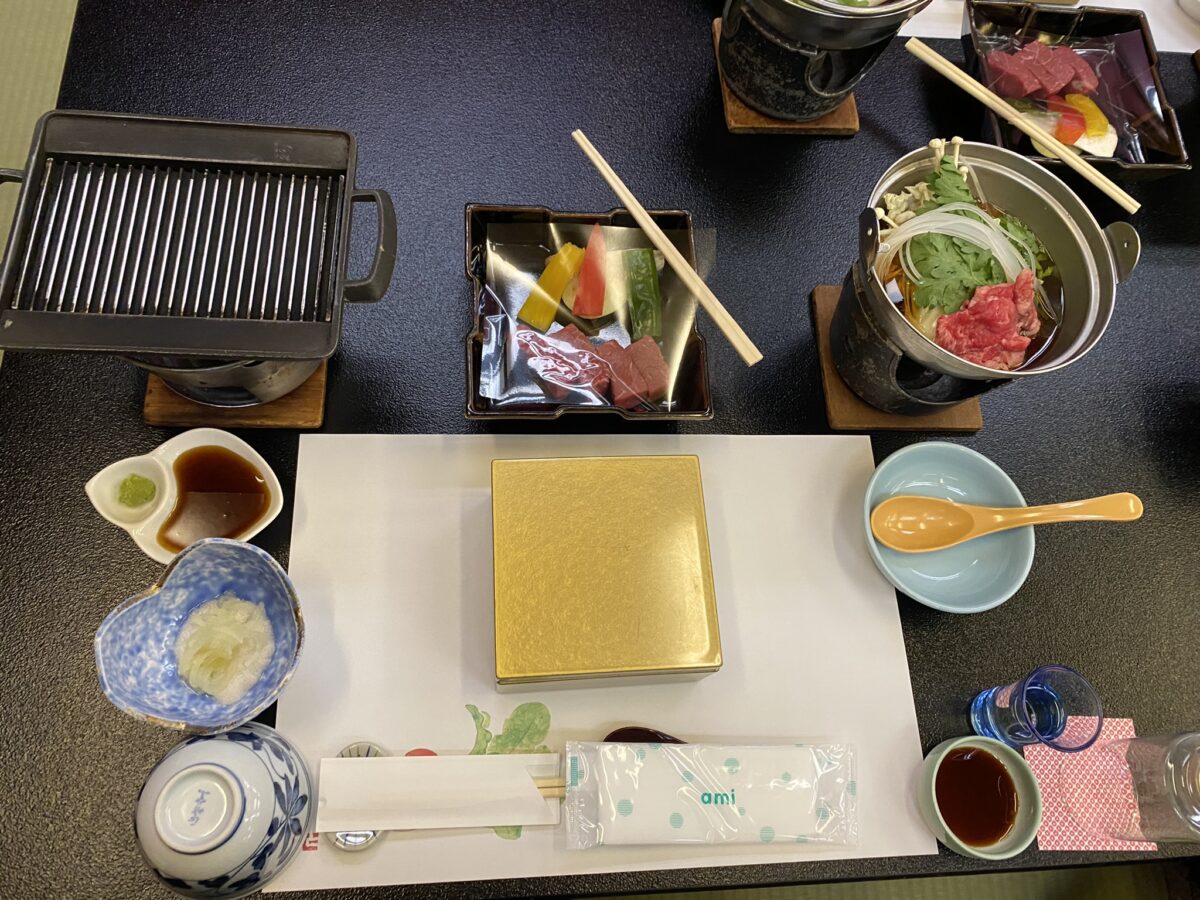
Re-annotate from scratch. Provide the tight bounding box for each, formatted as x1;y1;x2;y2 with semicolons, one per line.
903;0;1200;55
268;435;936;892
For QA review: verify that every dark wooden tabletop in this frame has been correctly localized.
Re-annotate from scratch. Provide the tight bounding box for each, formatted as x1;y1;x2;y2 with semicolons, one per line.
1;1;1198;898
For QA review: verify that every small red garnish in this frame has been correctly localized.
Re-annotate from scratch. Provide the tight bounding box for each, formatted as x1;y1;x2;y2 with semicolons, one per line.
1046;95;1085;145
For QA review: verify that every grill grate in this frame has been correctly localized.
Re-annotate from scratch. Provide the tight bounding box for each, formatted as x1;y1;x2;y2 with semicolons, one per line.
10;158;343;322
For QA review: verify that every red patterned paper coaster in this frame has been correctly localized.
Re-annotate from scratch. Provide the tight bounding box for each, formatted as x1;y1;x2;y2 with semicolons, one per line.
1024;718;1157;852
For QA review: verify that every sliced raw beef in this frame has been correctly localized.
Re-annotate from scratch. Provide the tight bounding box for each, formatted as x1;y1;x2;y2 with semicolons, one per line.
1029;42;1075;95
550;323;592;354
1015;43;1071;97
987;50;1041;98
516;326;609;401
1052;46;1099;94
935;271;1037;371
626;336;669;402
1011;268;1040;337
1012;48;1056;98
596;341;649;409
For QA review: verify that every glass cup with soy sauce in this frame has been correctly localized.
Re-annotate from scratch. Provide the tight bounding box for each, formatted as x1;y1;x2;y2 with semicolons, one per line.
970;664;1103;752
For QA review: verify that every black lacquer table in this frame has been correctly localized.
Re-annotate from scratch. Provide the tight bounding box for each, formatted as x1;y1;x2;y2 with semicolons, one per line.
1;2;1197;897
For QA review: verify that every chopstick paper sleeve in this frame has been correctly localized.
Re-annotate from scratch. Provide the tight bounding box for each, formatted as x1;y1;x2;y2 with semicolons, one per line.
315;752;561;832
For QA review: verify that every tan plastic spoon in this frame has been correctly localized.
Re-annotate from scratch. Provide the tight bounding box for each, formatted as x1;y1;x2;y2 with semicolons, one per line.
871;492;1144;553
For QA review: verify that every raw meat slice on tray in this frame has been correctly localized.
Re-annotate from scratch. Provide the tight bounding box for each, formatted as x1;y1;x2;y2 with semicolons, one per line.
626;336;669;402
516;326;609;401
596;341;649;409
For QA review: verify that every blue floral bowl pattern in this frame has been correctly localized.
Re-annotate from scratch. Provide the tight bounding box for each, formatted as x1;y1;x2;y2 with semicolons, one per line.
95;539;303;733
135;723;313;899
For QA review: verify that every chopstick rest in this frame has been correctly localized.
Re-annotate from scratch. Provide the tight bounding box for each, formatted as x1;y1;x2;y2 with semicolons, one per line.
315;753;562;833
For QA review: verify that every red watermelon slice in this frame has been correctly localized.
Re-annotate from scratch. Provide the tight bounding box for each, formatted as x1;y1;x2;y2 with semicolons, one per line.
573;223;606;318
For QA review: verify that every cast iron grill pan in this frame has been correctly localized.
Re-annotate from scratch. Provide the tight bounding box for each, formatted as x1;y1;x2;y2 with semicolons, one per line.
0;111;395;360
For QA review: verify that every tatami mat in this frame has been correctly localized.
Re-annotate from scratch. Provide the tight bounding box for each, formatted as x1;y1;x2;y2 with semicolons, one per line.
0;0;76;243
0;0;77;367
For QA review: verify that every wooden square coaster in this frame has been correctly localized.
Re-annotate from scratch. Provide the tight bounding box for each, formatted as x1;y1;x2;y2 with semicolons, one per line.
143;361;327;429
810;285;983;432
712;19;859;136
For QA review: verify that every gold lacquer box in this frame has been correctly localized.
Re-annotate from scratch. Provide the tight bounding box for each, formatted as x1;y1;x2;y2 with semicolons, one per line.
491;455;721;686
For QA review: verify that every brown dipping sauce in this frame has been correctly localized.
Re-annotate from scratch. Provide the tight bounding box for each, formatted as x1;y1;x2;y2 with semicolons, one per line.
157;446;270;552
935;746;1019;847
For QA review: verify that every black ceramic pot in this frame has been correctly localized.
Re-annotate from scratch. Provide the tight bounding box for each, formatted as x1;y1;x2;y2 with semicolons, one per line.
718;0;931;121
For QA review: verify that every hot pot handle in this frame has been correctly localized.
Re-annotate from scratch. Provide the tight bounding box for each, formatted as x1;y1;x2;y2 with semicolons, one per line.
344;188;397;303
803;35;891;100
1103;222;1140;285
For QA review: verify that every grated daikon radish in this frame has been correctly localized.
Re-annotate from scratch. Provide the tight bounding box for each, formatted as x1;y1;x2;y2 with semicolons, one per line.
175;594;275;706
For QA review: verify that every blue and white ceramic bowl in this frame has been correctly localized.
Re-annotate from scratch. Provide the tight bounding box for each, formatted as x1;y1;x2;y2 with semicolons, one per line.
864;442;1035;614
95;539;303;733
135;723;313;898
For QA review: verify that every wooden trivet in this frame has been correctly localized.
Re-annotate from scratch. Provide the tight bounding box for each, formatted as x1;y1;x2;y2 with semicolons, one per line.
712;19;859;136
143;361;327;429
810;285;983;432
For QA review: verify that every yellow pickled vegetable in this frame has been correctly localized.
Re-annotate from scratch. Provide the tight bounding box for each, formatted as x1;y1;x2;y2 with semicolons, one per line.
1064;94;1109;138
517;243;585;331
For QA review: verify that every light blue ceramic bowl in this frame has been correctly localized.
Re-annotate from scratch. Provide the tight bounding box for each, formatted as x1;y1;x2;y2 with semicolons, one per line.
95;539;303;733
864;442;1034;614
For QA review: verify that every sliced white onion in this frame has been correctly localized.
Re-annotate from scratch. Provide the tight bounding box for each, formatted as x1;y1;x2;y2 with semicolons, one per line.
876;205;1048;317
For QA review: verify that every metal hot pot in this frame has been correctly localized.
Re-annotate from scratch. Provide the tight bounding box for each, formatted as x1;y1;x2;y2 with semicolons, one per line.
718;0;931;120
830;142;1141;414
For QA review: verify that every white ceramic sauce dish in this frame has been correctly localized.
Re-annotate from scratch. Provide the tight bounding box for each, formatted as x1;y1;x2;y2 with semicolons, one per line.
85;428;282;564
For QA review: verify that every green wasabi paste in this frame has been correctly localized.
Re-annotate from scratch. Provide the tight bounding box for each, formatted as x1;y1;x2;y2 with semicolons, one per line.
118;474;157;508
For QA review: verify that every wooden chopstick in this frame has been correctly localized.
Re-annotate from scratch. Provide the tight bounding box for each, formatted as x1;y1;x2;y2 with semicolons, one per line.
534;776;565;799
571;130;764;367
904;38;1141;215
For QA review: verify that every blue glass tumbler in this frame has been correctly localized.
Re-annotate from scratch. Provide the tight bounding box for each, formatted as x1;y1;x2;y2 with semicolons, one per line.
970;664;1103;752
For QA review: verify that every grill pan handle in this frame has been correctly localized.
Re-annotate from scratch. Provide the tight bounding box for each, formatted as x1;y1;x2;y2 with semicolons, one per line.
0;168;23;185
344;189;397;303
